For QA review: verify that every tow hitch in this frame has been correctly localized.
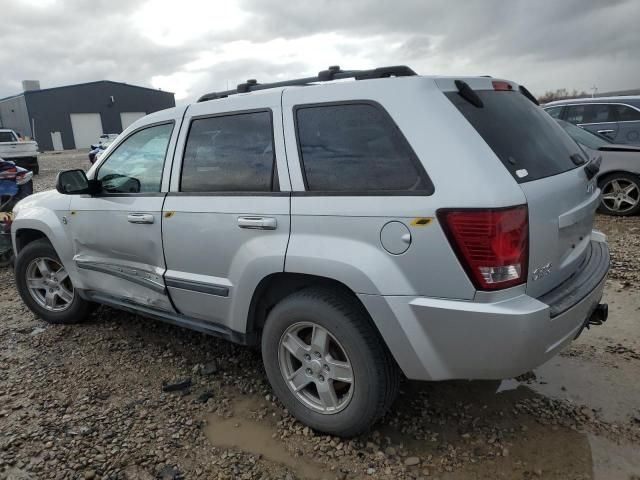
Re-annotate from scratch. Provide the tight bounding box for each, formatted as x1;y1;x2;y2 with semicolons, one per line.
589;303;608;326
575;303;608;339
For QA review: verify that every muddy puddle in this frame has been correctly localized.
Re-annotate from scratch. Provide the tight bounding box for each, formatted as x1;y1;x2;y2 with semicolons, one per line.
205;397;331;479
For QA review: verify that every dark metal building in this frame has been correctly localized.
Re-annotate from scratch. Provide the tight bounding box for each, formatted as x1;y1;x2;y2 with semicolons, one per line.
0;80;175;151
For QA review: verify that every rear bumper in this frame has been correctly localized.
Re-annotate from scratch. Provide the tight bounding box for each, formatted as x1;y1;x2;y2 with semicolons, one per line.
360;236;610;381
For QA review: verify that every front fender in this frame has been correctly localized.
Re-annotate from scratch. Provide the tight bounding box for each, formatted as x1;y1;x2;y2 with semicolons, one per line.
11;199;86;289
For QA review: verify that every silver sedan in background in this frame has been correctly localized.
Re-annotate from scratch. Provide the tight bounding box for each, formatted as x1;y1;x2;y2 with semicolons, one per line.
557;119;640;216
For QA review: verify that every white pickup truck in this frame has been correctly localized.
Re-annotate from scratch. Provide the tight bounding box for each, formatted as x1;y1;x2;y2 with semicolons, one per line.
0;129;39;174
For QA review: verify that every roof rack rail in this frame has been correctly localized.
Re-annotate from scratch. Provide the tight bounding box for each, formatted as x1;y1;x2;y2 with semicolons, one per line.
197;65;417;102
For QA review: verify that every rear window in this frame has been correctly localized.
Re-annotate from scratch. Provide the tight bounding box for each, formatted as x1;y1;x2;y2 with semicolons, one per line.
0;131;16;142
446;90;585;183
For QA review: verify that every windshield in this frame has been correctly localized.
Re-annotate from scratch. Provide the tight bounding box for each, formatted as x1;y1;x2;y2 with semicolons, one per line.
556;119;612;150
446;90;584;183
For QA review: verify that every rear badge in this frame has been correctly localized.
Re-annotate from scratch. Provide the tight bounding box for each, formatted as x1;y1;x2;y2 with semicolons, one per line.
532;262;552;281
515;169;529;178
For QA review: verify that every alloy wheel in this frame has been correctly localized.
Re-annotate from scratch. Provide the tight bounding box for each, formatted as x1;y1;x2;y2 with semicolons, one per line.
278;322;354;414
601;178;639;213
25;257;74;312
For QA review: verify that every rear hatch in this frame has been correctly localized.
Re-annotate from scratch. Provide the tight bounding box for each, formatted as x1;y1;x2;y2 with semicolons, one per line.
443;80;599;297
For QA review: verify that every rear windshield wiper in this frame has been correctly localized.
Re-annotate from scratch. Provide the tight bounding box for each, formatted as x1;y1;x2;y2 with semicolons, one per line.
570;153;587;166
455;80;483;108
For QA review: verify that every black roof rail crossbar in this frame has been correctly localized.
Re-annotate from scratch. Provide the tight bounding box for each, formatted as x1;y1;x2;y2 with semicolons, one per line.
197;65;417;102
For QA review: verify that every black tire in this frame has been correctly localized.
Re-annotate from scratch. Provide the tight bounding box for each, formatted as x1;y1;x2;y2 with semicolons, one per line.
597;172;640;216
15;239;94;324
261;287;399;437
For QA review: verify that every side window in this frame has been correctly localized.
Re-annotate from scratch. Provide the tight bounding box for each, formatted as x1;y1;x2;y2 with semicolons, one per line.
565;105;586;124
180;111;276;192
544;106;563;119
295;103;429;192
567;104;614;124
614;105;640;122
97;123;173;193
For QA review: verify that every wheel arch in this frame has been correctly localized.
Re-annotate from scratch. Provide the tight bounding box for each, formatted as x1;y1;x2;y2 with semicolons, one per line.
14;228;50;254
597;170;640;185
246;273;370;335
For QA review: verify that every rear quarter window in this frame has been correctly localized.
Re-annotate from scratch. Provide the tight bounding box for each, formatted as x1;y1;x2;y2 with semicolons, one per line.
446;91;584;183
294;103;432;193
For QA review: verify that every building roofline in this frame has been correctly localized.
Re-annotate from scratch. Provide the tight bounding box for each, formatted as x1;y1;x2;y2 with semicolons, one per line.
2;80;174;100
0;92;26;103
26;80;174;96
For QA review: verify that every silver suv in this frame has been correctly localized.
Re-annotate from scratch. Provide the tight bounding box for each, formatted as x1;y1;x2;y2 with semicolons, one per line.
11;66;610;437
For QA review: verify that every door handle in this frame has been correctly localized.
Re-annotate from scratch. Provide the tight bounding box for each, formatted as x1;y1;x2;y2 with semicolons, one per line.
597;129;614;134
237;216;277;230
127;213;155;224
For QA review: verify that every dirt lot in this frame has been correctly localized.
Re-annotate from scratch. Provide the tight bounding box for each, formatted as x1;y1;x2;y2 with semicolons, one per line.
1;152;639;480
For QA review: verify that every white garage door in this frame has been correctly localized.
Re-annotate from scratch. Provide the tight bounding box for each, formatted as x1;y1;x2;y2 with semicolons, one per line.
70;113;103;150
120;112;147;130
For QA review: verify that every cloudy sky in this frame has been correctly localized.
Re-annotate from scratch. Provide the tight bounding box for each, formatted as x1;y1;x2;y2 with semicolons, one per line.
1;0;639;102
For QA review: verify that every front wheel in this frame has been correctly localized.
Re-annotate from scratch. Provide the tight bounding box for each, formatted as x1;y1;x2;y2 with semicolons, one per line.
15;239;94;323
598;173;640;216
261;287;399;437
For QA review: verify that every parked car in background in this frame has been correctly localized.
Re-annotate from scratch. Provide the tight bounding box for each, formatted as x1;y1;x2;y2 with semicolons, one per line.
544;96;640;146
88;141;113;164
0;157;33;267
94;133;119;147
556;119;640;216
0;129;39;174
11;67;610;436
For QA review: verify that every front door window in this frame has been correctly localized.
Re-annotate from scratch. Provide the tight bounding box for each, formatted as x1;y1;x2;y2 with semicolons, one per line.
97;123;173;193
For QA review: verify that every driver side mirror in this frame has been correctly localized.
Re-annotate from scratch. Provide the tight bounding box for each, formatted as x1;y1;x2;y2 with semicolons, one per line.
55;169;99;195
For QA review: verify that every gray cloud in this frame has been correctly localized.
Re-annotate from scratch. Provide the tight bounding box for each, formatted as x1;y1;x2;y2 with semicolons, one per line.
1;0;639;102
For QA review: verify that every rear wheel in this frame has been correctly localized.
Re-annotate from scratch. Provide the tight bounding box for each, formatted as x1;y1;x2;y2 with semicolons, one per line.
598;173;640;216
261;287;399;437
15;239;94;323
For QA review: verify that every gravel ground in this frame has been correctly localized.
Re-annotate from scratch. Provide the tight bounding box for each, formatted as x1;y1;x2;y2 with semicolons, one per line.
1;152;639;480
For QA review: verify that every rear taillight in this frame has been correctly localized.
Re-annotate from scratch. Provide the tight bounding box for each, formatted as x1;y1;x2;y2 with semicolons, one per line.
16;171;33;185
438;206;529;290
